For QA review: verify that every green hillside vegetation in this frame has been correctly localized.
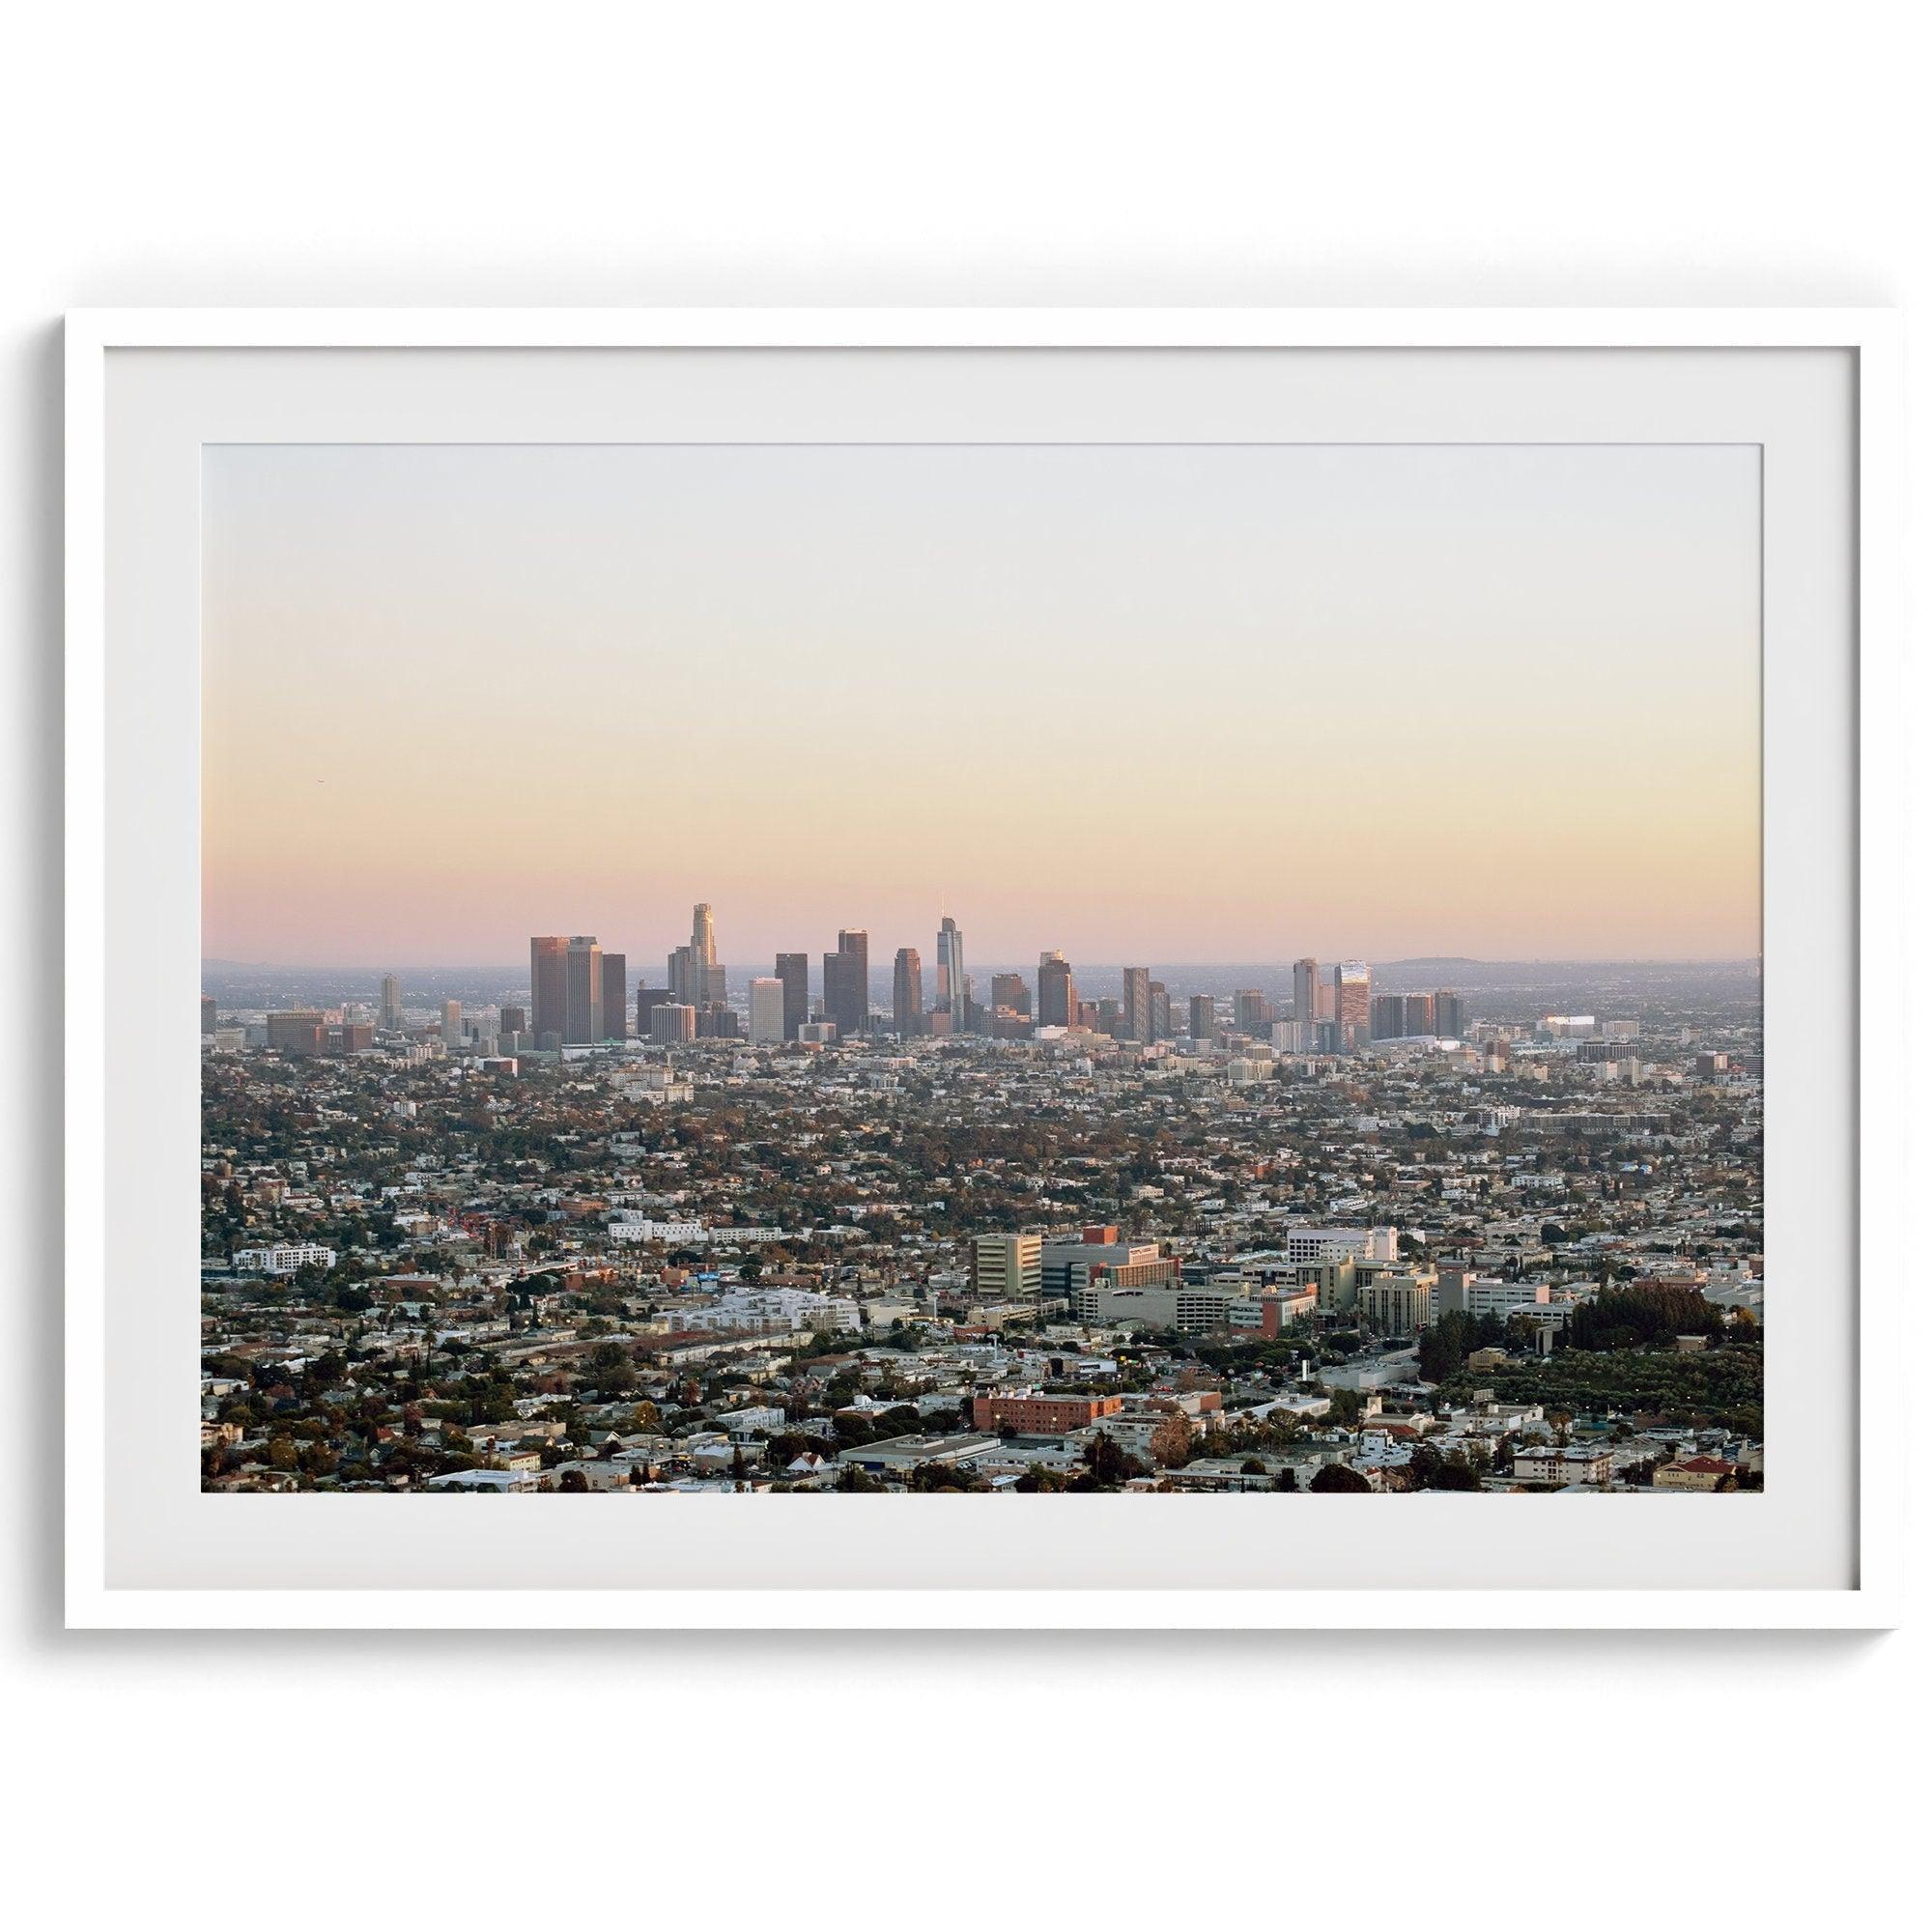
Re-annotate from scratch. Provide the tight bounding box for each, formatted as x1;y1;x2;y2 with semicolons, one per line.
1439;1342;1762;1438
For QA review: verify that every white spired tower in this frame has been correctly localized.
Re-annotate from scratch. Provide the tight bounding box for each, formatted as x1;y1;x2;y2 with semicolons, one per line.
936;914;967;1030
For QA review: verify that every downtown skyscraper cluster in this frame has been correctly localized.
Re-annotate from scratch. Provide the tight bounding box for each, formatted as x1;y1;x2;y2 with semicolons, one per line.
524;911;1460;1056
528;934;628;1048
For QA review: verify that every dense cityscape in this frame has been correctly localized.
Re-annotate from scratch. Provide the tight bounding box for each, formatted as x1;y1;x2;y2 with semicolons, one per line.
201;905;1764;1495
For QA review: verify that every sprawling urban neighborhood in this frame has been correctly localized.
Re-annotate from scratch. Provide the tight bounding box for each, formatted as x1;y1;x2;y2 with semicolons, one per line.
200;909;1764;1495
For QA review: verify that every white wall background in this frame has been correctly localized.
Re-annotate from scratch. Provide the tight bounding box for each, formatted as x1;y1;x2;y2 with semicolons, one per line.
3;3;1922;1923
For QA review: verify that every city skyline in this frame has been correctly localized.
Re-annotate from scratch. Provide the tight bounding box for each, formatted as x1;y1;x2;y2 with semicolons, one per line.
204;441;1760;965
508;918;1410;1046
201;921;1764;977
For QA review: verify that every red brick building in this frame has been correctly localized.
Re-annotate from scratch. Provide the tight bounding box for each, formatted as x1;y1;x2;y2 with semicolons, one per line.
971;1391;1123;1435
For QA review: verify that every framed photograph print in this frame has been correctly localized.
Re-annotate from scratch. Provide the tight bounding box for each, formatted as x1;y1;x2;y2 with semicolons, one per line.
65;309;1903;1630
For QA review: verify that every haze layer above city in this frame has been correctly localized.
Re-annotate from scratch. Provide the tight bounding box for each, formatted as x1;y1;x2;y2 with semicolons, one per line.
203;441;1761;968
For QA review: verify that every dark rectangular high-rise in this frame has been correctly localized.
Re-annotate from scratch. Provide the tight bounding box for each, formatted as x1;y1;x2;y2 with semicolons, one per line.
1293;958;1320;1023
1189;993;1216;1039
1122;966;1152;1044
775;953;809;1040
826;928;868;1038
1037;952;1075;1028
1405;992;1435;1038
893;948;923;1036
266;1010;326;1054
600;952;628;1041
822;951;854;1037
990;972;1030;1017
530;936;570;1046
1434;989;1465;1039
822;953;860;1039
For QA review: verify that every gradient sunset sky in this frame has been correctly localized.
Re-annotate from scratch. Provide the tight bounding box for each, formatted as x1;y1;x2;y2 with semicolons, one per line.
202;441;1760;967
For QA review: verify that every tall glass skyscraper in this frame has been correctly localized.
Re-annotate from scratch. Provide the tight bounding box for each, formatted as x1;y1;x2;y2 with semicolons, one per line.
936;916;966;1030
668;903;725;1011
1333;959;1372;1031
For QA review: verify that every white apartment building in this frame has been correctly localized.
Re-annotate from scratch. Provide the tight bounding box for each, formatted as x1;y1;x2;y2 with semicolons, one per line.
1067;1279;1264;1334
232;1243;337;1276
1240;1227;1400;1267
683;1287;862;1335
717;1405;786;1439
609;1063;696;1102
607;1216;704;1244
1438;1275;1552;1318
1514;1446;1612;1486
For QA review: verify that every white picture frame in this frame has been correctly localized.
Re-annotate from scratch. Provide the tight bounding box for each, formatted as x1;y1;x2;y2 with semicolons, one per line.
65;308;1904;1630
